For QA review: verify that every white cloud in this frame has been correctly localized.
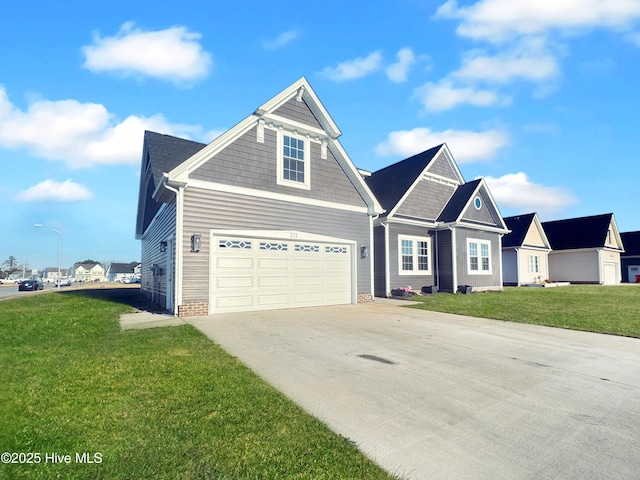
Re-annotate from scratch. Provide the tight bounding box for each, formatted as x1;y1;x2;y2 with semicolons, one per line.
453;38;560;84
435;0;640;43
262;29;301;50
376;127;509;163
414;80;509;112
82;22;212;83
0;86;210;168
484;172;578;212
16;179;93;202
320;51;383;81
386;48;417;82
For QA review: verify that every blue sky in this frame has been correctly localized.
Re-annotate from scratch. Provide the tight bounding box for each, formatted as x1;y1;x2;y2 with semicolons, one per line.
2;0;639;272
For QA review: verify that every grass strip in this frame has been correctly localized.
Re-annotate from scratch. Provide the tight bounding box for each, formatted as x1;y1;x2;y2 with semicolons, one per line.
410;285;640;338
0;290;394;479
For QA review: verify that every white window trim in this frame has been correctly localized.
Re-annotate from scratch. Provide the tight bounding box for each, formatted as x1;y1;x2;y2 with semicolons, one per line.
277;130;310;190
528;254;539;273
467;238;492;275
398;235;432;276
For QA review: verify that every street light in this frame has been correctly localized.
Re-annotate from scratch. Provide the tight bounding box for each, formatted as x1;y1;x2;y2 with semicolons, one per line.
35;224;62;290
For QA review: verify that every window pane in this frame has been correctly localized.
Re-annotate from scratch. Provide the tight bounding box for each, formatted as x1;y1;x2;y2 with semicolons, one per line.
469;242;478;257
402;239;413;255
417;241;429;271
470;258;478;270
482;257;489;271
481;244;489;257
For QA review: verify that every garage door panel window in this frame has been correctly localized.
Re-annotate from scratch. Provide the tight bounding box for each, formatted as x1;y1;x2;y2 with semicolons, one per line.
295;244;319;253
260;242;288;251
219;239;252;249
399;235;432;275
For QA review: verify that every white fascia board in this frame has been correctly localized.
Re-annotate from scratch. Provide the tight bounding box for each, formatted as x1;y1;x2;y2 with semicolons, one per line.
169;116;257;182
384;217;438;228
427;144;465;184
262;113;328;139
186;179;369;214
609;214;625;252
531;213;552;249
450;178;509;232
256;77;341;139
327;139;384;215
387;144;453;219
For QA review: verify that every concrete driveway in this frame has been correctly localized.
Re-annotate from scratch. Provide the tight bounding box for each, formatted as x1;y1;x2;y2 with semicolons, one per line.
187;300;640;480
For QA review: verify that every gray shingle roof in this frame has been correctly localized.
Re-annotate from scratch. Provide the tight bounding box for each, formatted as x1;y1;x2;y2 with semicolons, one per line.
621;231;640;256
542;213;614;250
365;144;443;213
144;131;207;185
502;213;537;248
437;179;482;223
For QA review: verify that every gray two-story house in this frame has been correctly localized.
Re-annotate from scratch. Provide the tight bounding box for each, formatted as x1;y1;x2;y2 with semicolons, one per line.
136;77;383;315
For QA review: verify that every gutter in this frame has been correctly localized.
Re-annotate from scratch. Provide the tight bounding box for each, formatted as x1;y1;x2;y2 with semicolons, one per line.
160;176;184;316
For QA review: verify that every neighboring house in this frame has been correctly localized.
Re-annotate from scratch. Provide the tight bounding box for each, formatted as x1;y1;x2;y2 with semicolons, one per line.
41;267;72;282
106;262;141;282
502;213;552;285
74;262;106;282
620;231;640;283
542;213;624;284
136;77;383;316
364;144;509;296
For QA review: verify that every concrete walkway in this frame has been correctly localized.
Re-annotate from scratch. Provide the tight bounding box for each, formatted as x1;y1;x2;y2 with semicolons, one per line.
186;301;640;480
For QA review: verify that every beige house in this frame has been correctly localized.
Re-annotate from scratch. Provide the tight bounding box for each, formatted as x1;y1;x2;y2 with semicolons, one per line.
502;213;552;285
74;261;106;282
543;213;624;285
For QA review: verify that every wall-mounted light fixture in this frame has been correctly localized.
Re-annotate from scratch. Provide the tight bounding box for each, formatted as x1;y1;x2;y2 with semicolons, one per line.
191;234;201;253
160;241;167;253
360;245;369;259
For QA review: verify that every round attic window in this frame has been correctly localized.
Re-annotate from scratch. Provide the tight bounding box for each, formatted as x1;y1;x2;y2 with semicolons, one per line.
474;196;482;210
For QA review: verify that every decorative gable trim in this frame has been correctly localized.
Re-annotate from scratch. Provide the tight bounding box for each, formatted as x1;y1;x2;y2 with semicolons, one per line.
443;179;509;233
164;77;382;216
388;144;462;219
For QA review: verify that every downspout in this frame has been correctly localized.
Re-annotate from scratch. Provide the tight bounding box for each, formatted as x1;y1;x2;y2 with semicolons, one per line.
597;249;603;284
514;247;520;286
370;215;377;301
435;228;440;289
449;225;457;293
383;221;390;297
162;181;184;316
499;234;505;290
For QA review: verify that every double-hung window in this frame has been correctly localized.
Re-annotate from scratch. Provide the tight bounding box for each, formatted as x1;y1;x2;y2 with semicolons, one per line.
399;236;431;275
277;132;310;190
468;239;491;274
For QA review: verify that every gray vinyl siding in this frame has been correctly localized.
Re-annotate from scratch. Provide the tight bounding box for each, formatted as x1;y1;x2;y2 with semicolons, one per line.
182;186;371;304
461;187;502;226
386;224;436;293
428;150;459;181
395;180;455;220
373;225;386;296
190;127;366;207
455;228;503;288
140;201;176;308
435;229;454;292
273;97;323;129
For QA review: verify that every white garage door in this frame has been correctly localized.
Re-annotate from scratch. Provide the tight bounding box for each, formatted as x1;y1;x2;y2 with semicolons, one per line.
603;262;618;285
210;234;353;313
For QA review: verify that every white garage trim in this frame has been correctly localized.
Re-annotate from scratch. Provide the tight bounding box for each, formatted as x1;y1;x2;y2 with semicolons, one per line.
209;230;357;314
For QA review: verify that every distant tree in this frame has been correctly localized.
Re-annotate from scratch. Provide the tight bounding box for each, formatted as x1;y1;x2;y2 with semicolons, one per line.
1;256;20;276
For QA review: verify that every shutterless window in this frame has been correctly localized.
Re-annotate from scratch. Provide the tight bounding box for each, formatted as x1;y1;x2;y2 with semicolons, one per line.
283;135;305;183
528;255;539;273
468;239;491;273
399;236;431;274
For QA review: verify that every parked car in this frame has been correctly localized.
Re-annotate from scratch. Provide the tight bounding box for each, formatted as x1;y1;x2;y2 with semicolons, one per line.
18;276;44;291
55;277;72;287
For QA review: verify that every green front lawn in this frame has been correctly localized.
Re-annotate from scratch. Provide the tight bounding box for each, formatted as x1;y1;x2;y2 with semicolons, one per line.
410;285;640;338
0;290;394;480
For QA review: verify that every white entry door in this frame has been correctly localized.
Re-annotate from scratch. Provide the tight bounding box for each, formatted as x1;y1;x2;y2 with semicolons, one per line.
603;261;617;285
210;233;353;313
